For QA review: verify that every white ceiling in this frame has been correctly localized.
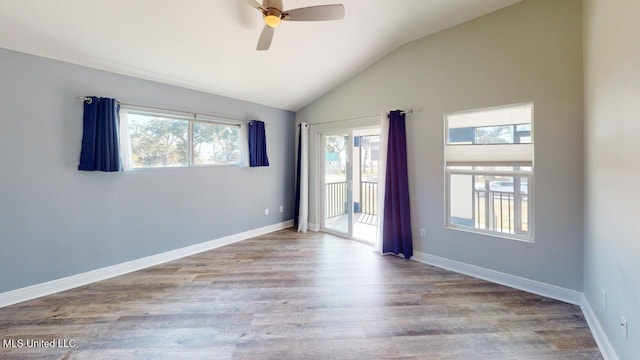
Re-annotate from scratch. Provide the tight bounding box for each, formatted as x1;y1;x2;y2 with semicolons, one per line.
0;0;520;111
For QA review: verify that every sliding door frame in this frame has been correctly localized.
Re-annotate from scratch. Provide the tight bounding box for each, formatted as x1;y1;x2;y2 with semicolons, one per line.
317;123;381;242
320;131;353;239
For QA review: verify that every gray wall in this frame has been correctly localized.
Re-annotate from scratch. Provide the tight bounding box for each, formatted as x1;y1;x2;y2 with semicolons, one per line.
584;0;640;358
297;0;584;290
0;48;295;293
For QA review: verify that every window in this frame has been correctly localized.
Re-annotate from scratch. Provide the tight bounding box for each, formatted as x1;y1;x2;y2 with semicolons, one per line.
444;103;534;241
192;121;240;165
119;108;243;169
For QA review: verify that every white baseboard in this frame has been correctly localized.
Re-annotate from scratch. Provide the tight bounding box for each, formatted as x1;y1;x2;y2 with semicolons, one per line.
580;295;619;360
308;223;320;232
412;251;583;305
0;220;293;308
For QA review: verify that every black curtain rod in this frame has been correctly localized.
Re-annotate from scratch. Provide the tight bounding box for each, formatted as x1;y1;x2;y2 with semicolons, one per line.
396;109;413;115
76;96;268;125
308;109;413;127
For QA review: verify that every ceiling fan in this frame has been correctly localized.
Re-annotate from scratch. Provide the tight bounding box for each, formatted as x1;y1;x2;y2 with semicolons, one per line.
241;0;345;50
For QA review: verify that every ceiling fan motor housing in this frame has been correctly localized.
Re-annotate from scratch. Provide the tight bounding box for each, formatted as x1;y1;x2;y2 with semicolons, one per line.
263;0;283;12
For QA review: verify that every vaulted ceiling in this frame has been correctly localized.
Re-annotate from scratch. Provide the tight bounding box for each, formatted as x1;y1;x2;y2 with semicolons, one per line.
0;0;521;111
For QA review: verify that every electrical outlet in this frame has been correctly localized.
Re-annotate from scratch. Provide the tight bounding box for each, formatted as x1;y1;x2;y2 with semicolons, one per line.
264;208;269;215
620;317;628;339
420;228;426;238
280;205;284;213
602;289;607;308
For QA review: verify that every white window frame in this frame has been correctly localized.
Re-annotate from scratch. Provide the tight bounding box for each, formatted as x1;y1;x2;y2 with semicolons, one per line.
119;106;248;170
444;103;534;242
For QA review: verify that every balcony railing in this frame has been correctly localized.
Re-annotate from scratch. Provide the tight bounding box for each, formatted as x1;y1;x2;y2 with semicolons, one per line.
325;181;379;223
360;181;378;215
473;189;528;235
325;181;348;218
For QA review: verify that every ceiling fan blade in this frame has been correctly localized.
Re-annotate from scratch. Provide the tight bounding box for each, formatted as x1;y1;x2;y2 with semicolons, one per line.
284;4;345;21
241;0;265;12
257;25;275;51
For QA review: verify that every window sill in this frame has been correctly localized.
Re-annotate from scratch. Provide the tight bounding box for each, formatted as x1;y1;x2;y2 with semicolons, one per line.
445;224;534;243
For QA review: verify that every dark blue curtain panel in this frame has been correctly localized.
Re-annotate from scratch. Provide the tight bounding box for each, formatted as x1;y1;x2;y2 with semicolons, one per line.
382;110;413;259
248;120;270;167
78;97;122;172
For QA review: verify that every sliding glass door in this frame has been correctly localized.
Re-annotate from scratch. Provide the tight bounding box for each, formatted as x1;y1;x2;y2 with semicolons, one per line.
323;133;352;237
321;129;380;243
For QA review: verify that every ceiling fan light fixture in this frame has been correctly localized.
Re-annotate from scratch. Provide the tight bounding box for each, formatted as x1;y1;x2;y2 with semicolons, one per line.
264;8;282;28
243;0;345;50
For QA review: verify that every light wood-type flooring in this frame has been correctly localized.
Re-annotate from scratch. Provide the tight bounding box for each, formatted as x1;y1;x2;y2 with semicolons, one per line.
1;229;602;359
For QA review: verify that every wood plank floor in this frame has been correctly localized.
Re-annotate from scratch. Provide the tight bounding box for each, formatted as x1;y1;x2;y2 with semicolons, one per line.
0;229;602;359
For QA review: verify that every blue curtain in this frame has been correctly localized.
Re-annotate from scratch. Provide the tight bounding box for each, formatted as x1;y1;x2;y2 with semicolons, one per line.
382;110;413;259
248;120;270;167
78;97;122;172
